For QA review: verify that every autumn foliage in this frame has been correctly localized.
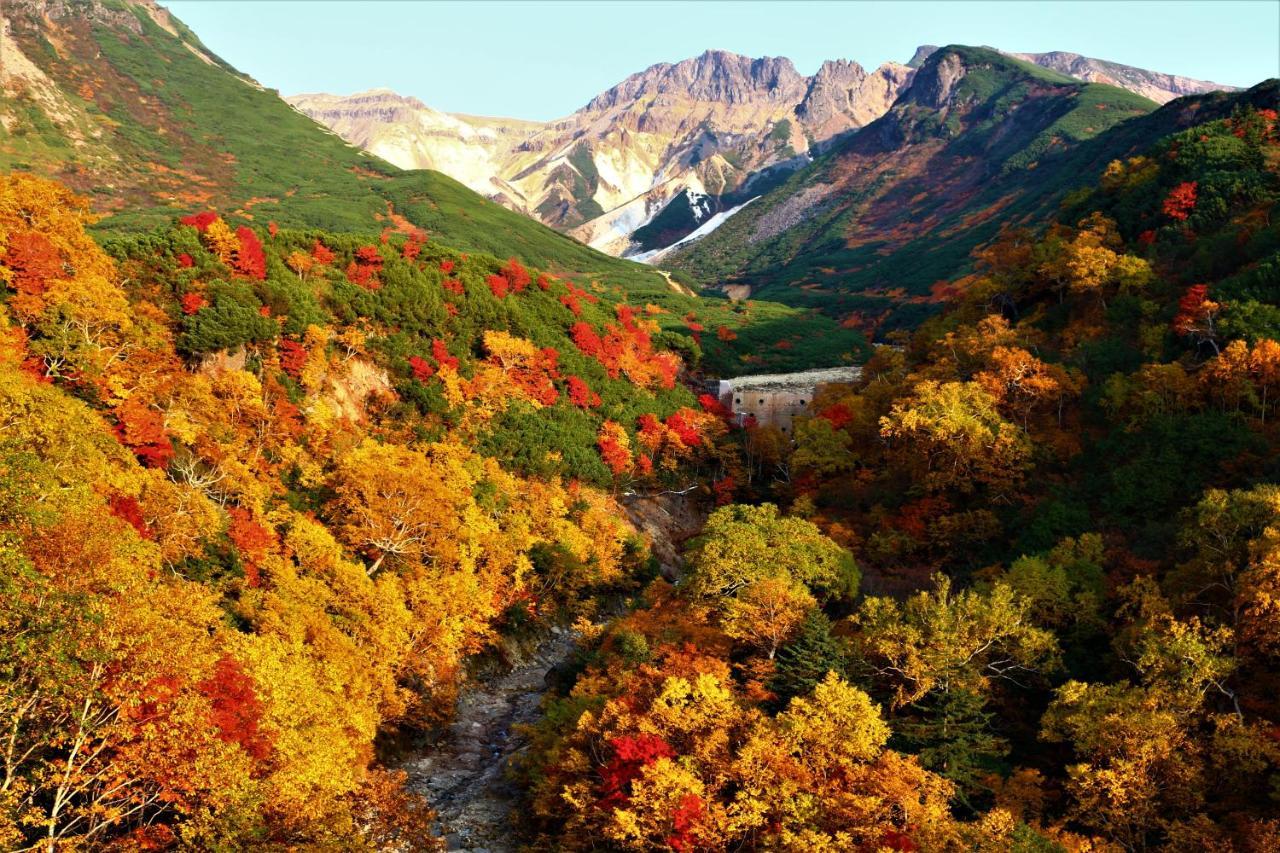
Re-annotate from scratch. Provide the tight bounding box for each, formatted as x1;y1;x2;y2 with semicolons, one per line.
6;98;1280;852
0;174;687;849
1162;180;1198;221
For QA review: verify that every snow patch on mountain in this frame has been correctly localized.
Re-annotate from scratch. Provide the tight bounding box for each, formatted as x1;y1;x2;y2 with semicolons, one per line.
629;196;759;264
572;174;709;255
686;190;712;222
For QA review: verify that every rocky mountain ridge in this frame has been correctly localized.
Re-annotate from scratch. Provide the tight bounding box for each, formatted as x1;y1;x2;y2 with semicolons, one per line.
290;44;1235;259
665;44;1272;335
908;44;1237;104
289;49;919;256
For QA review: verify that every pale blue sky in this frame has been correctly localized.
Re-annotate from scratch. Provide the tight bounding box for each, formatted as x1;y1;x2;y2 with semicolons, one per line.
166;1;1280;120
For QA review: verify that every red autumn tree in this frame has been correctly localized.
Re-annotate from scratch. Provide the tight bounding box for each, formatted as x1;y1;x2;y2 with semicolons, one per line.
698;393;730;419
180;292;209;315
819;403;854;429
177;252;195;268
278;339;308;379
408;355;435;382
108;494;151;539
3;231;62;300
432;338;459;370
227;507;274;588
1172;283;1221;352
567;375;601;408
312;239;336;265
233;227;267;280
179;211;219;232
347;245;384;289
571;322;604;360
636;453;654;476
560;293;582;316
113;398;175;469
597;421;633;477
598;734;676;806
198;656;274;762
712;476;736;506
1162;181;1198;221
665;411;702;448
667;793;705;852
502;257;531;293
486;273;510;299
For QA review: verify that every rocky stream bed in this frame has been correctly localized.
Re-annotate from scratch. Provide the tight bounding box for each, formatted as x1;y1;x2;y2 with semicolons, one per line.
401;629;576;852
399;493;704;851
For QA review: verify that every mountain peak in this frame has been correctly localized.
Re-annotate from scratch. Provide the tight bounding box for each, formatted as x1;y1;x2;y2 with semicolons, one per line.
584;50;807;112
907;45;939;69
900;44;1079;111
796;58;914;138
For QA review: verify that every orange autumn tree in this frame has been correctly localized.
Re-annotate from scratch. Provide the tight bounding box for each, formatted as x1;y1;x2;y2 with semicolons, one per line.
0;174;133;384
477;330;561;407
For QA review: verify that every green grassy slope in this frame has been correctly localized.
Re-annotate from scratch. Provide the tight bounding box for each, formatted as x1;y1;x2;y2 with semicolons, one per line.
0;0;672;294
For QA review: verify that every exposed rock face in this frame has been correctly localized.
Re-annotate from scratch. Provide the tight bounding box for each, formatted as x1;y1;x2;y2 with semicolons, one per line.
403;630;580;852
901;49;970;111
797;59;916;141
1012;50;1238;104
585;50;808;110
287;89;541;204
9;0;144;34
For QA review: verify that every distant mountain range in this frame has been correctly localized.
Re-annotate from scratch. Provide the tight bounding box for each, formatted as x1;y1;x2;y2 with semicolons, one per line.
290;46;1235;258
289;52;917;257
664;46;1272;330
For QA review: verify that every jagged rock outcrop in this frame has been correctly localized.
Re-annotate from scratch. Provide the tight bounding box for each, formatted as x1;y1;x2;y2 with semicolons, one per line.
796;59;916;141
901;49;973;111
585;50;808;110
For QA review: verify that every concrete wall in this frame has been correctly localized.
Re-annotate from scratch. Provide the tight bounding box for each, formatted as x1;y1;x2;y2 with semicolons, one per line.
717;366;861;434
729;386;815;433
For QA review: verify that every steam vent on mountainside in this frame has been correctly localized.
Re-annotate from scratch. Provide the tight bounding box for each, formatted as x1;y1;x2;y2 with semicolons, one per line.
716;366;862;433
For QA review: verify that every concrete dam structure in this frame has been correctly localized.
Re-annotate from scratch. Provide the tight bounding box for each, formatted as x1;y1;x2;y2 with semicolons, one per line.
714;366;862;433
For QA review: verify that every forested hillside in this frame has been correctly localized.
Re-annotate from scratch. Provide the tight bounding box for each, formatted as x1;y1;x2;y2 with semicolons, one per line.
3;1;1279;850
0;0;684;287
514;101;1280;852
0;171;764;847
